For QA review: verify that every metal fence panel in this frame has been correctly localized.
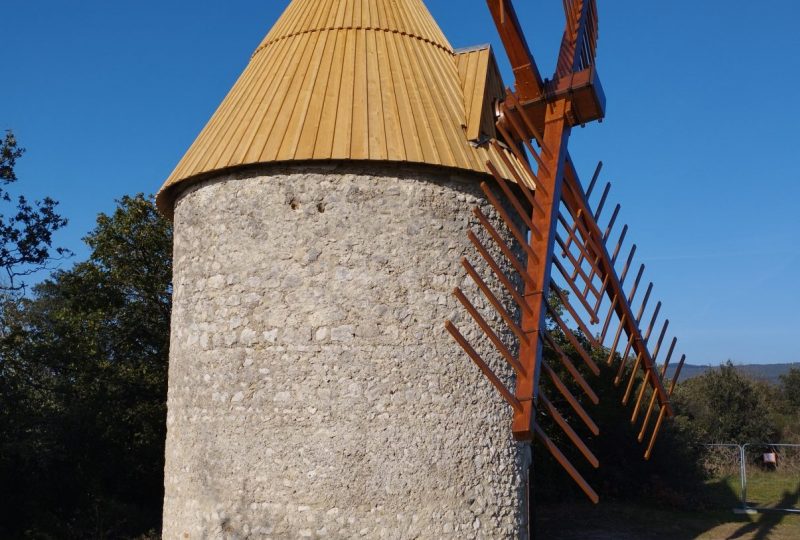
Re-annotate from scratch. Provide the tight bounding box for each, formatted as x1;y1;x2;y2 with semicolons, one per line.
704;443;800;514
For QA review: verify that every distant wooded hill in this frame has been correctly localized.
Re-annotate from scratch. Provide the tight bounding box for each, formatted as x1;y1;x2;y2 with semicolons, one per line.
666;363;800;385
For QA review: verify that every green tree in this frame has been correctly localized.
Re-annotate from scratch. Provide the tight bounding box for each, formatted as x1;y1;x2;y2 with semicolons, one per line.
779;367;800;410
774;367;800;441
0;194;171;538
532;331;706;507
0;130;69;291
672;361;777;445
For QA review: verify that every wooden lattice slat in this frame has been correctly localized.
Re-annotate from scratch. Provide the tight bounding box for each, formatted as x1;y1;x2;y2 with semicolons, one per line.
443;0;687;504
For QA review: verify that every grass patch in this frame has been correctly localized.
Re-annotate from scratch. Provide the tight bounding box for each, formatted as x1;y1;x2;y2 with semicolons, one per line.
536;471;800;539
741;470;800;509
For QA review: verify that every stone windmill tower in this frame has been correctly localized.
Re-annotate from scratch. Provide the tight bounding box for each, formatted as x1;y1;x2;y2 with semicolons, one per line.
159;0;686;537
157;0;533;537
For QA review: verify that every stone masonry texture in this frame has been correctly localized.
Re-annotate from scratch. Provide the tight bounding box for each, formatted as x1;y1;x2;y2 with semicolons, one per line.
163;163;531;539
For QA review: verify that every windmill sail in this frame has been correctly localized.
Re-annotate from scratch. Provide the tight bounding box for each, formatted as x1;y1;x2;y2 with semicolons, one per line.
446;0;686;503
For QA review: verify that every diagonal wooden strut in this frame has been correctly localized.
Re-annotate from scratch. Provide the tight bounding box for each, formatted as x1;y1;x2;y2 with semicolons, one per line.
486;0;544;101
534;423;599;504
445;321;522;412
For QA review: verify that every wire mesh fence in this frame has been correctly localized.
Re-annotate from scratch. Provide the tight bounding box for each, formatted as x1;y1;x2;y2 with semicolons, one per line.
744;443;800;474
703;443;800;514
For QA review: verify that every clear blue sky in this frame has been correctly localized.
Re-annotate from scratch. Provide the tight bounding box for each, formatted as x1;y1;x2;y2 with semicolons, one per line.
3;1;798;365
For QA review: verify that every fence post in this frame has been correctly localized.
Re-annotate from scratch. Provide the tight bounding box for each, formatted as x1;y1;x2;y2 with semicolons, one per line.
740;444;748;510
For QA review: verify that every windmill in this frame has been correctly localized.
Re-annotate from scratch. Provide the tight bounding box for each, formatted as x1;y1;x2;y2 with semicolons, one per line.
157;0;688;535
445;0;687;504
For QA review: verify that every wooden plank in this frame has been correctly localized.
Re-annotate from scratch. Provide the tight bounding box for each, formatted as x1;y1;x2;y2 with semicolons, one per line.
467;229;535;286
534;423;600;504
550;284;599;349
394;32;439;164
621;301;662;404
375;30;405;162
385;31;423;162
453;287;526;376
486;0;543;100
630;320;669;423
540;392;599;468
481;50;506;138
463;49;487;140
261;30;322;162
480;182;541;266
213;32;298;170
545;301;600;376
645;355;686;460
637;338;677;442
468;231;533;317
462;50;480;133
296;20;340;159
333;0;348;28
414;36;471;168
181;43;273;176
462;258;530;346
470;210;532;289
542;330;599;404
445;321;522;413
283;26;333;159
365;29;388;160
349;28;370;159
541;360;599;435
313;25;348;159
331;29;356;159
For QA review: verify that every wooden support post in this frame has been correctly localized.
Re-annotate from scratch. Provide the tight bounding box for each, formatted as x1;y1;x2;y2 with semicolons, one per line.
511;98;573;441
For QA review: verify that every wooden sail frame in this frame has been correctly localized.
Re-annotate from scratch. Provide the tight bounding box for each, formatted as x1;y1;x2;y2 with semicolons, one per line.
445;0;686;503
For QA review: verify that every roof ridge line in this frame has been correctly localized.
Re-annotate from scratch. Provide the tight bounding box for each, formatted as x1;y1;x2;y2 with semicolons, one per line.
252;25;454;58
453;43;492;54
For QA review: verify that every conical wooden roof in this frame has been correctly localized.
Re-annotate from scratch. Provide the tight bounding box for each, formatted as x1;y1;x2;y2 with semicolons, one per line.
157;0;531;215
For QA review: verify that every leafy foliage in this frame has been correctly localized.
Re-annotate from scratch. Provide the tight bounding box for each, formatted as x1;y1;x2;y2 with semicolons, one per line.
779;367;800;410
672;361;778;445
533;328;705;508
773;367;800;441
0;194;171;539
0;131;70;291
533;302;798;510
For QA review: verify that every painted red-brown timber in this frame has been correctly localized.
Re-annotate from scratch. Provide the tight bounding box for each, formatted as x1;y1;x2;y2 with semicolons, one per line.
444;0;688;508
562;157;674;417
486;0;544;101
512;98;572;440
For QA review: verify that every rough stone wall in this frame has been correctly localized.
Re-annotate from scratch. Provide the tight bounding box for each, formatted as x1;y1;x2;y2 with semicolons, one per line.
163;164;530;539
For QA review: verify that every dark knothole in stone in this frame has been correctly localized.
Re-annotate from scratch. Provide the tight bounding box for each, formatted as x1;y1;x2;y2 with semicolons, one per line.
317;202;326;213
289;198;299;210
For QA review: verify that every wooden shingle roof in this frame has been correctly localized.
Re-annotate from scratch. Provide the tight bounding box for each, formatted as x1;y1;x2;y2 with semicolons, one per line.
157;0;532;215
